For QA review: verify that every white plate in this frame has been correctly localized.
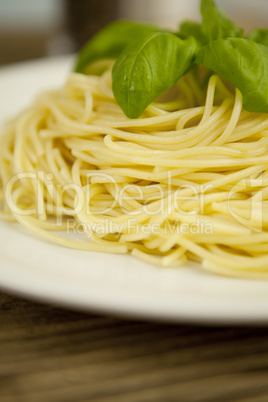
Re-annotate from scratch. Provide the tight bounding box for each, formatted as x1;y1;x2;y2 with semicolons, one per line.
1;56;268;324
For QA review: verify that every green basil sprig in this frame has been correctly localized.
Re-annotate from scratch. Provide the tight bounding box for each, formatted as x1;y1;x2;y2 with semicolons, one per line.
74;0;268;119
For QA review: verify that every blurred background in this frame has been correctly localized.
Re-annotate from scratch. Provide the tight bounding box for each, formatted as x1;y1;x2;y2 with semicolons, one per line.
0;0;267;67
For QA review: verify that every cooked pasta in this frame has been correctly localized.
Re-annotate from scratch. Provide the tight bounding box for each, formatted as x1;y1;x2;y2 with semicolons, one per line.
1;66;268;278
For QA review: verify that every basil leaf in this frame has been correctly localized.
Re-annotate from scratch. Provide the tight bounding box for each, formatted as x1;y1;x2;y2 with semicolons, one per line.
201;0;222;41
74;20;161;73
201;0;243;41
196;38;268;113
179;20;208;46
112;33;198;119
248;29;268;47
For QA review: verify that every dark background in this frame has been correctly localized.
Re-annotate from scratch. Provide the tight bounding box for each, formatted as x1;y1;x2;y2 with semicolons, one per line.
0;0;267;67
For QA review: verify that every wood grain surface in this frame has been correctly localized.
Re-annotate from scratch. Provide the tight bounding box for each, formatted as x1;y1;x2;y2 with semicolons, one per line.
1;291;268;402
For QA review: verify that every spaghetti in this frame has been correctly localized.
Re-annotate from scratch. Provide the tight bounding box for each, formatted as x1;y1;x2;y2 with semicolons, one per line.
1;67;268;278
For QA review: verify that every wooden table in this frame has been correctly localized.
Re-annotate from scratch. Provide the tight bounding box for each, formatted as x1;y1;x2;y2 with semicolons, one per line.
1;292;268;401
